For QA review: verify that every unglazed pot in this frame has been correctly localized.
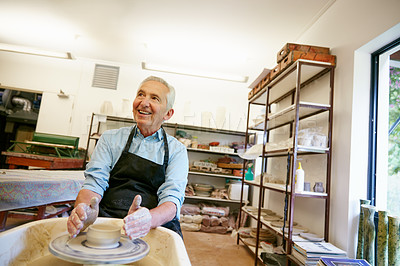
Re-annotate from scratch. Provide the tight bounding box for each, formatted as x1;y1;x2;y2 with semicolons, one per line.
86;224;121;248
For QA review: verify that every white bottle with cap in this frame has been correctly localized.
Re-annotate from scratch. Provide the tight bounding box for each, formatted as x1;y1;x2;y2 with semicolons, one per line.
295;162;305;192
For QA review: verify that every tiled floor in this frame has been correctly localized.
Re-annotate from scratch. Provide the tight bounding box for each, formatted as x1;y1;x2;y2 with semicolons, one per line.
182;230;255;266
3;218;256;265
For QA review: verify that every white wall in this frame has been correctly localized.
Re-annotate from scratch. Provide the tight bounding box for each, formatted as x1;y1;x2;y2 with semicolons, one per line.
294;0;400;257
0;53;249;149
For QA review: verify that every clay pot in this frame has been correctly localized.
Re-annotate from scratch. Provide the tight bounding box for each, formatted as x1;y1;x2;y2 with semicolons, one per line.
86;224;121;248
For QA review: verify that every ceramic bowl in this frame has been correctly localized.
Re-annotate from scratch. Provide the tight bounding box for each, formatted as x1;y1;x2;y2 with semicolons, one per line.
86;224;121;248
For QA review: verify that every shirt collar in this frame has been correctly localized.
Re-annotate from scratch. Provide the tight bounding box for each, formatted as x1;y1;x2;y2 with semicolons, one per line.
133;125;163;140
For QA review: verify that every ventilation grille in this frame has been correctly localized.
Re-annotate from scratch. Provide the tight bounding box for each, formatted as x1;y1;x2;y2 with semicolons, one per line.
92;64;119;90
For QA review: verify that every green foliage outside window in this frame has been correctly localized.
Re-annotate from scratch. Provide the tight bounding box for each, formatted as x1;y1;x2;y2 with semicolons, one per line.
388;66;400;216
389;67;400;175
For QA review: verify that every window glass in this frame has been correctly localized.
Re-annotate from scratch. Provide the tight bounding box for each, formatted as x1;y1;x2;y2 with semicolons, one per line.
387;62;400;216
372;43;400;216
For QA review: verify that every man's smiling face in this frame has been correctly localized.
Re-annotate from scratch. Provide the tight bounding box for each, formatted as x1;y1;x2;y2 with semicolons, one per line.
132;80;173;137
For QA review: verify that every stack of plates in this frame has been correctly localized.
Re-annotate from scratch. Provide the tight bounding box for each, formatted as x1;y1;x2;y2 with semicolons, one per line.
262;214;282;222
250;228;276;243
193;183;213;197
270;221;298;228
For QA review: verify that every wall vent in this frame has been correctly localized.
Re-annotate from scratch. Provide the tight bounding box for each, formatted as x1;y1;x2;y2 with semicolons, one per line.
92;64;119;90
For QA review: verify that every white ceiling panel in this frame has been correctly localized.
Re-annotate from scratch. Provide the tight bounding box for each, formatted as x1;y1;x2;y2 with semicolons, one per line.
0;0;335;84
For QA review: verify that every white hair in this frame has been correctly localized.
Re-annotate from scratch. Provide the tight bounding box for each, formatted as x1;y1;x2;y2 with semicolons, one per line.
139;76;175;110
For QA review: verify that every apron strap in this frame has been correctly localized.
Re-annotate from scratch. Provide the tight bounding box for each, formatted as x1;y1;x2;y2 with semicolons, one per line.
123;126;136;153
124;126;169;169
161;126;169;168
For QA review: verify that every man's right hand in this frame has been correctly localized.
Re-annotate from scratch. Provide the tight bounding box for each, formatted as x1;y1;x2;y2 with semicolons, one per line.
67;197;99;238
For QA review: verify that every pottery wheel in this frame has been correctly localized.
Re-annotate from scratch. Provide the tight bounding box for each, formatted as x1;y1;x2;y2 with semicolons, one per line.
49;233;150;264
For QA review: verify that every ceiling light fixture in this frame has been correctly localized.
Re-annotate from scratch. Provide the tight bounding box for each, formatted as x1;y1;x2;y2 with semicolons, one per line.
141;62;248;83
0;43;74;60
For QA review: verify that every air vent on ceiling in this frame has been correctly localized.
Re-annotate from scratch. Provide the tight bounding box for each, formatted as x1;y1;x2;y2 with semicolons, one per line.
92;64;119;90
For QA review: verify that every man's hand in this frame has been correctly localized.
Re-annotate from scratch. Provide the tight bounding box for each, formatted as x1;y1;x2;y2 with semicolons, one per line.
67;197;99;238
123;195;152;239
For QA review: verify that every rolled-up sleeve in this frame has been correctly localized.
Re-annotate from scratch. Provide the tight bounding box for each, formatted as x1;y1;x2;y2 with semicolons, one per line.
157;141;188;219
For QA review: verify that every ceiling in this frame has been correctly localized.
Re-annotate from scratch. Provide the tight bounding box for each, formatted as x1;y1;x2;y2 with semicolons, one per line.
0;0;335;85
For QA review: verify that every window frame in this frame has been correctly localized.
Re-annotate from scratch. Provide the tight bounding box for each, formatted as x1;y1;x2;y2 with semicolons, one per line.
368;37;400;205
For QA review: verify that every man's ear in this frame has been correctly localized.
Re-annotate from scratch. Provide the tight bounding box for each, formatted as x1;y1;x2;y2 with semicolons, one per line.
163;108;174;121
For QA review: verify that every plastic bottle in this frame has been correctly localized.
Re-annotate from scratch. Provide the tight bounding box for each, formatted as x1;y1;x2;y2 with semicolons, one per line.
245;164;254;181
191;136;198;149
295;162;305;192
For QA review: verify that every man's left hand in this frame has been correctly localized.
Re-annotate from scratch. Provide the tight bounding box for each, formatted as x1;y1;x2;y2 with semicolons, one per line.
123;195;152;239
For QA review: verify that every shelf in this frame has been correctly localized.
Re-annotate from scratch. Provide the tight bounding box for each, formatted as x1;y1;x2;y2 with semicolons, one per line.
91;113;246;136
241;207;284;238
238;236;264;263
264;146;329;156
188;171;241;180
244;181;328;198
186;147;239;156
250;101;330;131
184;195;242;204
249;59;334;105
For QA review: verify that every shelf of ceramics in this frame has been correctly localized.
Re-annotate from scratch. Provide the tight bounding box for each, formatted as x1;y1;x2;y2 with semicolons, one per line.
249;59;333;105
184;195;243;204
263;145;329;157
243;181;328;198
186;147;239;156
250;102;330;131
188;171;242;180
241;207;311;240
241;207;284;237
238;143;329;161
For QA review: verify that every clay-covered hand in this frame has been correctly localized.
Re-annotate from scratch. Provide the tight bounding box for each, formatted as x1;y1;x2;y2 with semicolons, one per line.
67;197;99;238
123;195;152;239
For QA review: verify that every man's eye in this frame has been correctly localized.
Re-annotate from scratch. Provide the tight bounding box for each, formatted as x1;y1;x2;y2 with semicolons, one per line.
152;96;160;102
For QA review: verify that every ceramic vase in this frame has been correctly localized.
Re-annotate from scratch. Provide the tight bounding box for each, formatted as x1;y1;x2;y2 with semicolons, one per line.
361;204;376;265
388;215;400;266
313;182;324;193
357;199;371;259
377;210;388;266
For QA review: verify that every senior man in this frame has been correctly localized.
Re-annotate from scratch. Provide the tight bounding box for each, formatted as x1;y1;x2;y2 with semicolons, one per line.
67;76;188;239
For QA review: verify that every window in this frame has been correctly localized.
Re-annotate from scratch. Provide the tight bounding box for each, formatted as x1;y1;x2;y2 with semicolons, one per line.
368;38;400;216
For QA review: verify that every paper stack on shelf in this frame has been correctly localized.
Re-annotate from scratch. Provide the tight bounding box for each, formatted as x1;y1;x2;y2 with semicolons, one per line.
292;241;347;266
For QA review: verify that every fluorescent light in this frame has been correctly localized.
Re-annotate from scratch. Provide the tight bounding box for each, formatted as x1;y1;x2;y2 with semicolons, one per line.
0;43;74;59
141;62;248;83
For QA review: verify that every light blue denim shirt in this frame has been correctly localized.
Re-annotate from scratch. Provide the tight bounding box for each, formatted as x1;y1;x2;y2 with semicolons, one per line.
82;126;188;219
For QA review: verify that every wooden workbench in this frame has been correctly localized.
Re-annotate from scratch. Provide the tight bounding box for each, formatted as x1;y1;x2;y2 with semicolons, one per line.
1;152;85;169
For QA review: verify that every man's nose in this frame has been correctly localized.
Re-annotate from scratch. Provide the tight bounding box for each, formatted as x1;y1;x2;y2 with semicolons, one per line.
139;97;150;107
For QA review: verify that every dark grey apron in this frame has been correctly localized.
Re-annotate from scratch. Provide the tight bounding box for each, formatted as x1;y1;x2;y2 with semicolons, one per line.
98;126;182;238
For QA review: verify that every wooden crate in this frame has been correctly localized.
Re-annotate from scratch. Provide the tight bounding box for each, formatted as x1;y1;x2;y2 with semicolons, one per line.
261;72;271;88
253;82;262;95
280;51;336;72
277;43;330;63
269;64;281;81
248;89;254;100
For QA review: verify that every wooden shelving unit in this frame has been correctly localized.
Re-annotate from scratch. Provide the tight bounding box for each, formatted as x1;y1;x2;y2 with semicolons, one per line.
238;59;335;265
84;113;249;210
